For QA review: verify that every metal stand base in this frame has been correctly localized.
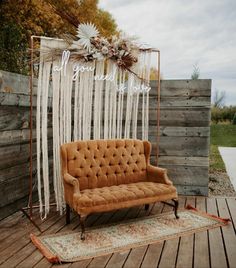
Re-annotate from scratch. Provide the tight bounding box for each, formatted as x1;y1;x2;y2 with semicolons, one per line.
21;203;57;232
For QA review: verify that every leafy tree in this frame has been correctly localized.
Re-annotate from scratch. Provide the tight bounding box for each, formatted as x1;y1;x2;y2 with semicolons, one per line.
213;89;226;108
0;0;118;74
191;63;200;80
232;113;236;125
149;67;162;80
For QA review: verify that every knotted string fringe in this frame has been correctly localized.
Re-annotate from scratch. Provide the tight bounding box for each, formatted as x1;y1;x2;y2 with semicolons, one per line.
36;39;152;217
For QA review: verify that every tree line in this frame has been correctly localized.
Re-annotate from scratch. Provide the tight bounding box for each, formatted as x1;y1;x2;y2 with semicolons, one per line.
0;0;117;75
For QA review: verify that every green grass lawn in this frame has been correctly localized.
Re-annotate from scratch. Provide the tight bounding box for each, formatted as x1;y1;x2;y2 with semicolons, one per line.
210;124;236;171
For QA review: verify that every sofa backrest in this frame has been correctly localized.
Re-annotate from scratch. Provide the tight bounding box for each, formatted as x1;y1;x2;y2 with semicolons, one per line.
61;139;151;190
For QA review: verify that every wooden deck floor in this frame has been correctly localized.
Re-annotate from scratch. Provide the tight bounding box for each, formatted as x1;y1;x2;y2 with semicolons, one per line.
0;196;235;268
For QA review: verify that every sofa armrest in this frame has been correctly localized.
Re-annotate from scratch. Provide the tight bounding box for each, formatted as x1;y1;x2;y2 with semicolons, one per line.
63;173;80;193
147;165;173;185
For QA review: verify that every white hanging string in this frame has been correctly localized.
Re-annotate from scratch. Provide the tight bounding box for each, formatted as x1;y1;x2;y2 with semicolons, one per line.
36;54;43;218
141;52;146;140
119;72;125;138
87;61;95;139
41;60;51;218
78;69;83;140
131;53;142;139
93;60;105;139
116;69;122;138
104;61;111;139
36;38;154;217
111;64;118;138
52;61;64;214
144;51;152;140
124;72;134;138
73;72;79;140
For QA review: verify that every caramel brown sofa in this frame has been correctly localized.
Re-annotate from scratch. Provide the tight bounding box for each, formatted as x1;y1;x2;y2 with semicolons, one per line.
61;139;178;240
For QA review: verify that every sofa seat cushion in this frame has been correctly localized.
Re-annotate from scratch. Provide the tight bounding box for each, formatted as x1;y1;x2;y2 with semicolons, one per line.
74;182;177;214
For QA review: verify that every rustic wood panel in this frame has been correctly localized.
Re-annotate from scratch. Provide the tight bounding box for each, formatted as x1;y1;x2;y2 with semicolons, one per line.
0;106;31;131
158;156;208;167
0;74;211;220
160;108;211;127
156;79;211;196
159;136;209;157
164;166;209;186
175;185;208;196
150;79;211;96
0;141;52;170
0;70;37;95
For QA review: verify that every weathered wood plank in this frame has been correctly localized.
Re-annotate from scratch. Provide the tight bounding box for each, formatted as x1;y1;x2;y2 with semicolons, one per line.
159;108;210;127
175;185;208;196
207;198;228;268
158;136;209;157
160;96;211;108
158;197;187;268
0;210;59;265
159;126;210;137
150;79;211;97
0;212;62;267
0;106;31;131
0;70;37;95
217;198;236;268
160;166;209;186
0;92;36;107
158;156;209;167
226;198;236;230
157;202;178;268
0;128;53;146
194;197;210;268
176;196;195;268
0;141;52;170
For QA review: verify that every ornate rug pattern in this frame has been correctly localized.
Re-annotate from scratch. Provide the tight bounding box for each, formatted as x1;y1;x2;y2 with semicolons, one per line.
30;207;230;263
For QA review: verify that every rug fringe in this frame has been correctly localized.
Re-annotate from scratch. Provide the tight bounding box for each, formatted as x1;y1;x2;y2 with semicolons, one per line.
30;233;60;263
185;204;231;224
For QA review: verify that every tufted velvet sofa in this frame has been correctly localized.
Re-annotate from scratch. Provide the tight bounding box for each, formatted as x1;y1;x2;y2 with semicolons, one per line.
61;139;178;240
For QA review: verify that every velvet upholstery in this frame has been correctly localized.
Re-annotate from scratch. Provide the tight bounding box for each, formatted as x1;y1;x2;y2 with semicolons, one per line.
61;139;178;217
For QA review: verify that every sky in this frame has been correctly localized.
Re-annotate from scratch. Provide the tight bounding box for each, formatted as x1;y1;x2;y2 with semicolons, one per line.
99;0;236;106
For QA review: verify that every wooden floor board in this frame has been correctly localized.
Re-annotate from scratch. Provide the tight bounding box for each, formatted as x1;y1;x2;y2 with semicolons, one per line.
194;196;210;268
0;211;60;266
207;198;228;268
226;198;236;231
0;196;235;268
217;198;236;268
176;196;195;268
158;197;186;268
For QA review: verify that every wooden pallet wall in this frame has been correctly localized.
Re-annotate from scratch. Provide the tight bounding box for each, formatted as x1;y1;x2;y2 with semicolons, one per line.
149;80;211;196
0;70;211;219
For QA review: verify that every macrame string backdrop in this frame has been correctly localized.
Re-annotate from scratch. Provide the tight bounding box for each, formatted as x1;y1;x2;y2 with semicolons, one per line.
22;35;161;230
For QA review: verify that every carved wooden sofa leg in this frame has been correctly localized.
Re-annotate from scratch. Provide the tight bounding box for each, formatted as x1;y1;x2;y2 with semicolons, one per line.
80;215;87;240
66;204;70;224
172;199;179;219
145;204;150;211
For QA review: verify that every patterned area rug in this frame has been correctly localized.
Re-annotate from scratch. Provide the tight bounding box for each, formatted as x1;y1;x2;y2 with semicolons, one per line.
31;206;230;263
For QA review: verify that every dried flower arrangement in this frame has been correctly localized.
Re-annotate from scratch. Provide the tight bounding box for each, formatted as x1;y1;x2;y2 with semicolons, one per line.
37;22;152;82
73;23;139;70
